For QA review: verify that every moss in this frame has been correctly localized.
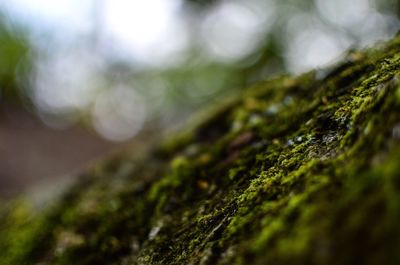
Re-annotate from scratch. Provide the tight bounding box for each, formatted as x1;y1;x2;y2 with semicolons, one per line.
2;35;400;264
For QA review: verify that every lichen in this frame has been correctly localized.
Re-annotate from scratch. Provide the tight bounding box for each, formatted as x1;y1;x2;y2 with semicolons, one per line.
1;35;400;265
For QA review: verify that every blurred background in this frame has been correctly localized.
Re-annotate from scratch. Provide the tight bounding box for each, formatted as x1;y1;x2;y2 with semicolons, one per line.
0;0;399;197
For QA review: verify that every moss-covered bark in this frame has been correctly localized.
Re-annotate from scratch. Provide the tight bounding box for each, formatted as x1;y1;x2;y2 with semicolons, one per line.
2;35;400;265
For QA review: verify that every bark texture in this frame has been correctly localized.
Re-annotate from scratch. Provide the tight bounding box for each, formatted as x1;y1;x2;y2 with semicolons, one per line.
2;35;400;265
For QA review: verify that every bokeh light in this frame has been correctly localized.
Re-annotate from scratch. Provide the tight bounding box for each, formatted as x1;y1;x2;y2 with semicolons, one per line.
92;85;146;141
201;0;275;63
0;0;399;143
32;49;104;116
102;0;190;66
1;0;399;196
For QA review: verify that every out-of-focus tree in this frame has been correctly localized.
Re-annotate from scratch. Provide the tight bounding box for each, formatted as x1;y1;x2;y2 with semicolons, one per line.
0;14;31;103
0;0;399;141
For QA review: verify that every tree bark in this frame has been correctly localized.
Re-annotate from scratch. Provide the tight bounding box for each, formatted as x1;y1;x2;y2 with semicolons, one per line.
2;35;400;265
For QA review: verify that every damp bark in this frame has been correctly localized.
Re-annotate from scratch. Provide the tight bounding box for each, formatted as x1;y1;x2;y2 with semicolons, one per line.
1;35;400;265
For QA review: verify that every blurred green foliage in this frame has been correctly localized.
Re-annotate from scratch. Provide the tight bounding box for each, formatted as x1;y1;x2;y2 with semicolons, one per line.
0;0;399;137
0;15;31;102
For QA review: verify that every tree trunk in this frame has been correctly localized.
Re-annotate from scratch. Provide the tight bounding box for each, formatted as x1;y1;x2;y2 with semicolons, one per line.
2;35;400;265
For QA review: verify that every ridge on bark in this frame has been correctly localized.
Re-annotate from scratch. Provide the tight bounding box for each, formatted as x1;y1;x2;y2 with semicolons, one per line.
1;35;400;265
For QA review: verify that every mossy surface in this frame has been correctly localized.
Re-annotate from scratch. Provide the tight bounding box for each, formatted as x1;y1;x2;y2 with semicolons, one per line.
2;35;400;265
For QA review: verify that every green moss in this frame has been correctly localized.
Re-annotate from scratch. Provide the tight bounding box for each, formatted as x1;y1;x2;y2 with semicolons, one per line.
2;35;400;264
0;200;48;265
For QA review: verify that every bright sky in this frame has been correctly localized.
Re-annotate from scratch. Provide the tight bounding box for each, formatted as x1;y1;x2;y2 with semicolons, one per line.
2;0;188;66
2;0;93;35
102;0;188;66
